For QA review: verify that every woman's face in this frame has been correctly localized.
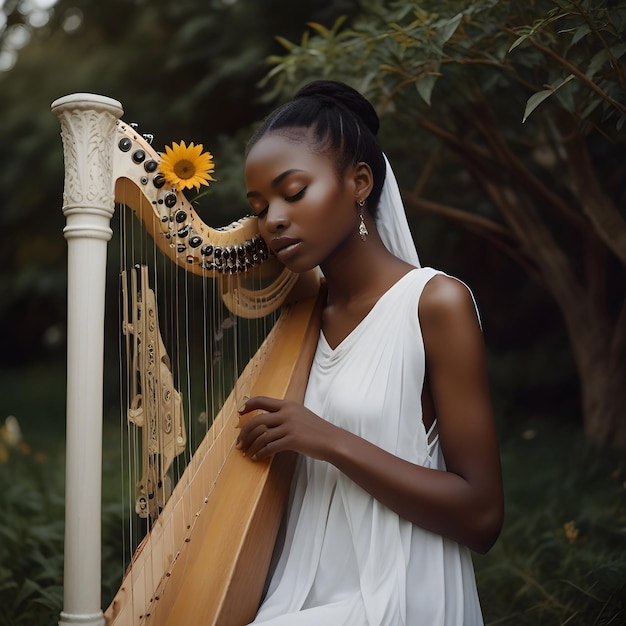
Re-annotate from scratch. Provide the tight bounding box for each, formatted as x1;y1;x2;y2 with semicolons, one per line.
245;131;361;274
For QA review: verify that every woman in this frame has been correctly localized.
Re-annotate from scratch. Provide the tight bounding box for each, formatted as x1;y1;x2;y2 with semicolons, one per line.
236;80;503;625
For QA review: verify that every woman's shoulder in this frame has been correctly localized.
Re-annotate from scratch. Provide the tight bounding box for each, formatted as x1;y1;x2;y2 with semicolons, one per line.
417;270;480;330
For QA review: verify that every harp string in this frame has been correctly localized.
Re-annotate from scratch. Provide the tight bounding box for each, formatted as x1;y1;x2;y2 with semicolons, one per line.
114;184;278;613
117;198;131;600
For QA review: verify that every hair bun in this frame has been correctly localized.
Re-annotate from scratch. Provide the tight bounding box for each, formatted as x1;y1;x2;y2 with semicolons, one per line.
294;80;380;137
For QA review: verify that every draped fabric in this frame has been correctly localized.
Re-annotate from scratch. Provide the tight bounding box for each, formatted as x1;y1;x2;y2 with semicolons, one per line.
251;268;483;625
376;155;421;268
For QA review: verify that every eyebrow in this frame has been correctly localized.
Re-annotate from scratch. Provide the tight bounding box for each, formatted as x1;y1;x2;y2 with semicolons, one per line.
246;169;304;198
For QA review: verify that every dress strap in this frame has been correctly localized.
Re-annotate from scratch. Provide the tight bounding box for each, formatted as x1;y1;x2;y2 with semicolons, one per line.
425;419;439;456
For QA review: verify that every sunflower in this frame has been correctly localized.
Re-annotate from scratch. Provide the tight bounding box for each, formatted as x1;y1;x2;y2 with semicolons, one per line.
159;140;215;191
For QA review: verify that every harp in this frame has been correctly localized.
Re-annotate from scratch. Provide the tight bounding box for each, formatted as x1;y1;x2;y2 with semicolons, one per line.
52;94;322;626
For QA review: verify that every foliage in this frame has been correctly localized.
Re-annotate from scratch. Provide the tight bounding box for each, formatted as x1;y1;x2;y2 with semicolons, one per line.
476;420;626;625
0;439;64;626
256;0;626;447
509;2;626;128
0;407;127;625
259;0;626;266
263;0;626;133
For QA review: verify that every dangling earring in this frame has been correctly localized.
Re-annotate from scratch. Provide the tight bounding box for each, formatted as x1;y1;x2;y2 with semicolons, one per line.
357;199;368;241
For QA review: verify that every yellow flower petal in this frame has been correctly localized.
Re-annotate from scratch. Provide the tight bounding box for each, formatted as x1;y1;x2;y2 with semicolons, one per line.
159;140;216;192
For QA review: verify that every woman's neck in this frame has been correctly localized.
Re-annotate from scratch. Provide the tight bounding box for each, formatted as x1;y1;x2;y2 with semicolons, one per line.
320;224;413;307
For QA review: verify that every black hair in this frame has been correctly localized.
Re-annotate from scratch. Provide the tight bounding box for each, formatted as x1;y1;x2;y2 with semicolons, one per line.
247;80;386;216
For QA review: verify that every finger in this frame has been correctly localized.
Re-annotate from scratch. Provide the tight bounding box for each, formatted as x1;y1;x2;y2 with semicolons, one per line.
246;428;274;460
238;410;285;442
237;416;283;450
240;424;283;460
238;395;284;415
237;422;271;451
237;400;285;431
250;438;277;462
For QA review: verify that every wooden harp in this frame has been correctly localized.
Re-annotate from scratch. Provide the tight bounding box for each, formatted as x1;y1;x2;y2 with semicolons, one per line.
52;93;322;626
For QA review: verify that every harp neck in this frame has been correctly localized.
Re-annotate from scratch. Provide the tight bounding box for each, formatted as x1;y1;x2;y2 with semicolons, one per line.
113;122;269;277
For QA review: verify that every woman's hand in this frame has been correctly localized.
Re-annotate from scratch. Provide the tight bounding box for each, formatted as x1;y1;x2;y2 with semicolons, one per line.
236;396;336;462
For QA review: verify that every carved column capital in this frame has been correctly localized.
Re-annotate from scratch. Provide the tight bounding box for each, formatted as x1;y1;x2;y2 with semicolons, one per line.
52;94;124;223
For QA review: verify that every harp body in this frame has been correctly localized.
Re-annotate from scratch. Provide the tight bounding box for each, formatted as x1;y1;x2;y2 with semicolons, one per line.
52;93;322;626
107;285;323;625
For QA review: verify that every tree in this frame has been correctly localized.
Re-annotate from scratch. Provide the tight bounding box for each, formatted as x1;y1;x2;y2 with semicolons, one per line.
261;0;626;447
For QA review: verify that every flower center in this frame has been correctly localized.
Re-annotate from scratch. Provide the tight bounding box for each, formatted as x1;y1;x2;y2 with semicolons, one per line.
174;159;195;179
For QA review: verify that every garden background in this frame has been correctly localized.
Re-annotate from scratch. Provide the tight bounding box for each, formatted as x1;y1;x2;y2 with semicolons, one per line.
0;0;625;624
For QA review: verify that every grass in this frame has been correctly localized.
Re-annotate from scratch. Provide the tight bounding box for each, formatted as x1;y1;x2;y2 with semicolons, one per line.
1;365;625;625
476;419;626;625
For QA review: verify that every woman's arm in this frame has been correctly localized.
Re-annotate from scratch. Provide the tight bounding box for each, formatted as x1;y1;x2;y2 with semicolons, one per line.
236;275;504;553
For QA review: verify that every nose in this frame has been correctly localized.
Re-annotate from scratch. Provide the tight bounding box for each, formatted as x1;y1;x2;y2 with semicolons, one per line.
264;201;290;233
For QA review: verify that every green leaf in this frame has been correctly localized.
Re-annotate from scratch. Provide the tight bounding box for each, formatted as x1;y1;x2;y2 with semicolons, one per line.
523;90;555;123
32;584;63;610
571;23;591;46
437;12;463;46
13;578;41;608
274;35;296;52
306;21;331;38
508;29;531;53
587;48;609;78
585;42;626;79
416;74;439;106
306;15;348;39
523;75;575;123
581;97;602;119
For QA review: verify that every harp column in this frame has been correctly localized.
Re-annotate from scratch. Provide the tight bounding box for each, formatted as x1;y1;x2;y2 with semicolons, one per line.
51;93;124;626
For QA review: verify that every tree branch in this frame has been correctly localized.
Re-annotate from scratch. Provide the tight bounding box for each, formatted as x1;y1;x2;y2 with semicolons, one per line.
467;163;588;321
526;36;626;117
468;94;591;233
558;115;626;266
418;114;589;235
403;193;543;281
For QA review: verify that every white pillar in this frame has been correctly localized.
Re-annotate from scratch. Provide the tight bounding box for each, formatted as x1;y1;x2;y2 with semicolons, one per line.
51;93;124;626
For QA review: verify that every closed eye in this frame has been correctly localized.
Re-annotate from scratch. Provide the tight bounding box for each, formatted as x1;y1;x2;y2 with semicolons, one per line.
286;187;306;202
249;186;306;218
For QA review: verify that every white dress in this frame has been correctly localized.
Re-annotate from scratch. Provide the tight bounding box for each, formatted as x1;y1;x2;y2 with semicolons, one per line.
251;268;483;626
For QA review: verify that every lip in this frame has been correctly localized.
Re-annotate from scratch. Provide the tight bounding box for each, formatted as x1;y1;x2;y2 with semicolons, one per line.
270;237;302;258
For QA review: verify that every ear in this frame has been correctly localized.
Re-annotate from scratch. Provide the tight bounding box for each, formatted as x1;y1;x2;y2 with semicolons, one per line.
352;162;374;205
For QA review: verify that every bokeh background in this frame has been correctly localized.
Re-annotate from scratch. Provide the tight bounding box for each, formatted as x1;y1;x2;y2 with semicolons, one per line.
0;0;625;624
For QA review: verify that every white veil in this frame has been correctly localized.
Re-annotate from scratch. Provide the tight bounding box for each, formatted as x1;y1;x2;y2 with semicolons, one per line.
375;156;483;327
375;155;421;268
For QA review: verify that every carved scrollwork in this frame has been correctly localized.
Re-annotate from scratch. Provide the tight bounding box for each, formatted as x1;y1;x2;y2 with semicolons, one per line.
123;265;186;520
